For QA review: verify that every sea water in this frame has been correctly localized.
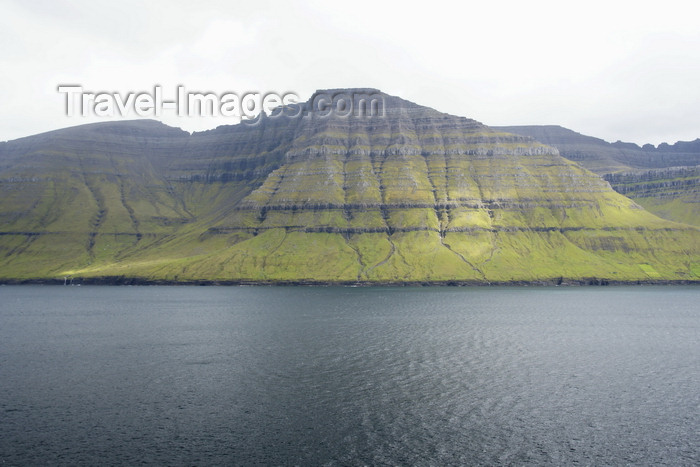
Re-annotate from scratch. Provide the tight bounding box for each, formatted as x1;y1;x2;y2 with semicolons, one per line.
1;285;698;465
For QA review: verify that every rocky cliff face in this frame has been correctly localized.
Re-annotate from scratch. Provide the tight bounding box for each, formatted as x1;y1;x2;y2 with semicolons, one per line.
601;166;700;227
495;125;700;226
0;91;698;283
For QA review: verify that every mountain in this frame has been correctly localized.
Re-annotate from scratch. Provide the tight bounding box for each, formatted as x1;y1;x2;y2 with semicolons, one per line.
1;90;698;284
494;125;700;227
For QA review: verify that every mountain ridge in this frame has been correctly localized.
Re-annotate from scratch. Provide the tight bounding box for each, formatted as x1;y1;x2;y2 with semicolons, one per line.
1;90;698;284
495;125;700;227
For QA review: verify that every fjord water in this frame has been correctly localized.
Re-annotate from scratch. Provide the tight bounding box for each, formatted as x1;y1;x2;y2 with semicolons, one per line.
1;286;698;466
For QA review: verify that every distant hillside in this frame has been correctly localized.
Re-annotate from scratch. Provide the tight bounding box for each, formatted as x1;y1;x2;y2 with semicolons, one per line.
0;92;698;284
494;125;700;226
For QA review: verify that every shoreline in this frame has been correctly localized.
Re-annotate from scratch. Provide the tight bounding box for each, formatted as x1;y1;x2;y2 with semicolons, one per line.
1;277;698;287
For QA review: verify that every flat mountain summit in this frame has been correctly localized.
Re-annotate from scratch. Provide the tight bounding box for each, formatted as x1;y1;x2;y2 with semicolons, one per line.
0;89;698;284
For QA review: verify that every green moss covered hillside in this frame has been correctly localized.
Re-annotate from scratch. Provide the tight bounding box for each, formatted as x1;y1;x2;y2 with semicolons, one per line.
1;89;698;284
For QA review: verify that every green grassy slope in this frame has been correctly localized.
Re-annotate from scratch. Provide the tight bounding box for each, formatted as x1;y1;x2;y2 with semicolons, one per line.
495;125;700;227
1;91;698;283
603;167;700;227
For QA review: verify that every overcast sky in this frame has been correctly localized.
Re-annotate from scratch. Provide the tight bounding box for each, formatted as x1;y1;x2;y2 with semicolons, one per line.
1;0;699;146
